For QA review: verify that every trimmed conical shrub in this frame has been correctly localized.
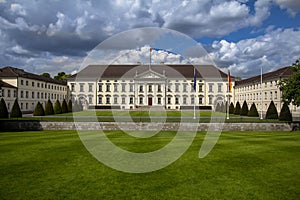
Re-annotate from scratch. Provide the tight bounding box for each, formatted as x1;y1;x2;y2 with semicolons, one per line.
45;99;54;115
10;98;22;118
234;101;241;115
61;99;68;113
248;103;259;117
33;102;45;116
240;100;249;116
54;100;62;114
222;101;228;113
0;98;9;118
229;102;235;114
73;100;80;112
78;100;83;111
279;102;292;122
265;101;278;119
67;99;72;113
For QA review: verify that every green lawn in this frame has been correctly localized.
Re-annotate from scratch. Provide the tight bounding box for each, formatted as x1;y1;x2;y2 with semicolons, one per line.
1;130;300;199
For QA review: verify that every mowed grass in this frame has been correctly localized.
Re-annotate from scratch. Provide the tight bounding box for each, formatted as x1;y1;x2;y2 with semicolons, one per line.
1;130;300;199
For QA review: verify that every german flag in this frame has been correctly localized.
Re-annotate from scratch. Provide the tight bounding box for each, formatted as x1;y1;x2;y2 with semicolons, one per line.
228;70;232;92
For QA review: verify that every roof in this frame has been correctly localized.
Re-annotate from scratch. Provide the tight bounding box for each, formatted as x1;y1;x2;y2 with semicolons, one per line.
235;66;293;87
68;64;231;81
0;80;16;89
0;66;67;86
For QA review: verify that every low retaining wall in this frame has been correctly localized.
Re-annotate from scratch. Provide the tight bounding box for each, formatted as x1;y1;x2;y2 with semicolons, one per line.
1;121;299;131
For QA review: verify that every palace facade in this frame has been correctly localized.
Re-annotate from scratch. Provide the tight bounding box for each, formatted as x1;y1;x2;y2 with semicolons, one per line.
67;64;232;110
0;66;68;113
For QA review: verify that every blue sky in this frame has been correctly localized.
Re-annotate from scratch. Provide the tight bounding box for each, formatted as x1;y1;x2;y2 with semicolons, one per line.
0;0;299;78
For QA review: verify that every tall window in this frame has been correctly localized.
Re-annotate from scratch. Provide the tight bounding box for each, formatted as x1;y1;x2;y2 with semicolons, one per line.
157;85;162;92
175;84;179;92
175;97;179;104
114;84;118;92
167;97;171;104
106;96;110;104
158;97;161;104
209;96;213;105
209;84;213;92
7;90;10;97
122;84;126;92
139;85;143;92
191;96;194;104
183;97;187;104
114;97;118;104
89;96;93;104
129;84;134;92
199;97;203;104
148;85;152;92
106;84;110;92
71;83;75;92
98;83;103;92
139;97;143;104
98;96;102;104
88;84;93;92
80;84;84;92
130;97;134;104
198;84;203;92
218;84;222;93
183;84;187;92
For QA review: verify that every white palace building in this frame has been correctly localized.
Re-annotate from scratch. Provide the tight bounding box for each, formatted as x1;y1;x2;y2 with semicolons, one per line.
67;64;232;110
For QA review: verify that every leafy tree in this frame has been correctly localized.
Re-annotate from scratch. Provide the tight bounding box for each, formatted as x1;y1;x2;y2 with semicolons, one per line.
234;101;241;115
265;101;278;119
279;102;292;122
54;72;71;81
41;72;51;78
0;98;9;118
248;103;259;117
45;99;54;115
61;99;68;113
240;100;249;116
10;98;22;118
67;99;72;112
33;102;45;116
279;59;300;107
54;100;62;114
229;102;235;114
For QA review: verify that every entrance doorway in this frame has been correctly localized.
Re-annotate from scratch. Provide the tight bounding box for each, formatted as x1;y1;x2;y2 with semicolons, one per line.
148;97;152;106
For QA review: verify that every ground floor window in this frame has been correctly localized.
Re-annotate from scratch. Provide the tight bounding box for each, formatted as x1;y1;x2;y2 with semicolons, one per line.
139;97;143;104
158;97;161;104
98;96;102;104
130;97;134;104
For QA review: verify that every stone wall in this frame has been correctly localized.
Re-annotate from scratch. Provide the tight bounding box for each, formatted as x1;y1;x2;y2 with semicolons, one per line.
1;121;299;131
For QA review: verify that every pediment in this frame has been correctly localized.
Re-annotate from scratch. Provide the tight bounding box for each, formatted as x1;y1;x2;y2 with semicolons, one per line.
135;69;166;79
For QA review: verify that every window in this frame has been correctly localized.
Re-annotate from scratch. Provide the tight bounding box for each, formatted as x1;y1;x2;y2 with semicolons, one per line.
198;84;203;92
148;85;152;92
7;89;11;97
199;97;203;104
1;89;4;97
157;85;162;92
175;84;179;92
32;82;35;87
183;97;187;104
139;85;143;92
167;97;171;104
106;84;110;92
122;84;126;92
37;92;40;99
270;91;273;100
175;97;179;104
98;96;102;104
265;92;267;100
80;84;84;92
129;84;134;92
167;84;171;92
183;84;187;92
98;83;103;92
114;97;118;104
218;84;222;93
106;96;110;104
21;80;24;85
26;81;28;86
32;92;34;98
41;92;44;99
139;97;143;104
129;97;134;104
274;91;278;99
89;96;93;104
41;83;44;88
191;96;194;104
209;84;213;92
26;103;28;110
158;97;161;104
14;90;17;98
122;97;126;104
21;103;23;110
114;84;118;92
37;83;40;88
209;96;213;105
71;83;75;92
89;84;93;92
25;91;29;98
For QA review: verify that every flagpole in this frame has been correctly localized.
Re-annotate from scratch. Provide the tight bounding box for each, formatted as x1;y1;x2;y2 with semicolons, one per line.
260;66;263;119
227;70;231;120
149;47;152;71
193;67;196;119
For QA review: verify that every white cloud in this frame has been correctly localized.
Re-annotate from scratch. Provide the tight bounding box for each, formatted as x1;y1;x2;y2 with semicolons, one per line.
10;3;27;16
274;0;300;15
209;28;300;77
11;45;29;54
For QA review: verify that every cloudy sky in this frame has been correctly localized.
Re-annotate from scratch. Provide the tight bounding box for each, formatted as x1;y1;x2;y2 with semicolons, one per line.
0;0;299;78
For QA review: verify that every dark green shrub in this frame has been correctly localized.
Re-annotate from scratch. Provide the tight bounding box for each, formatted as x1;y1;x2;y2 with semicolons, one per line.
222;101;227;113
279;102;292;122
33;102;45;116
240;101;249;116
67;100;72;112
265;101;278;119
54;100;62;114
234;101;241;115
78;100;83;111
73;100;80;112
229;102;235;114
0;98;9;118
248;103;259;117
61;99;68;113
10;98;22;118
45;99;54;115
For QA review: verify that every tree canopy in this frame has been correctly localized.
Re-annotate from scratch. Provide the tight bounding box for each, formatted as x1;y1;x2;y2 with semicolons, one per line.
54;72;71;81
279;59;300;107
41;72;51;78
